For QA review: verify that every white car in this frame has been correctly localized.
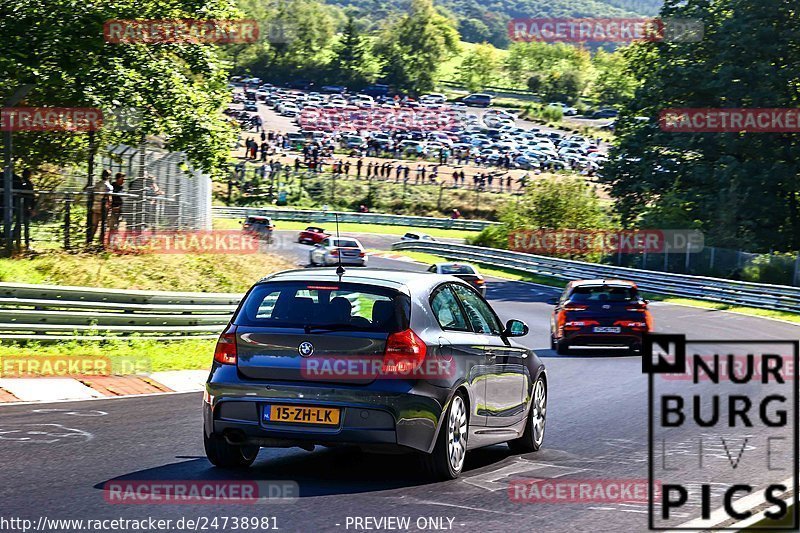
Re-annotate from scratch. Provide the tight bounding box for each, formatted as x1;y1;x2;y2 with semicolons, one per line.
420;93;447;104
401;232;435;242
309;237;367;267
547;102;578;116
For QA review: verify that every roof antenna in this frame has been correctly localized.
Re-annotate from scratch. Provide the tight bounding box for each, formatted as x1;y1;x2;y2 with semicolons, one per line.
334;212;346;280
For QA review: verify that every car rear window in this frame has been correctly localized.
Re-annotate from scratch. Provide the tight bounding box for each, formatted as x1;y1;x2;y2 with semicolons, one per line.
235;281;410;333
440;264;475;275
334;239;359;247
570;285;638;302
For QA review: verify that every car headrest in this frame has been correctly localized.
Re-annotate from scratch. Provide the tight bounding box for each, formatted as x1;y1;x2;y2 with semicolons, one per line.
329;297;352;323
371;300;394;327
286;297;316;322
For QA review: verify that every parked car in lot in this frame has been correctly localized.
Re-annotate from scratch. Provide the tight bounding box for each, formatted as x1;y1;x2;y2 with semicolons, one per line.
242;216;274;242
461;93;492;107
308;237;368;266
297;226;329;245
244;102;258;112
427;263;487;296
546;102;578;116
592;108;619;119
203;268;546;479
549;279;653;354
400;232;435;242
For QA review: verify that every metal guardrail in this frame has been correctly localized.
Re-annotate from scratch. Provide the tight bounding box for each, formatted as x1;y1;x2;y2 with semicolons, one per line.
0;283;240;341
392;242;800;313
0;283;362;341
212;206;500;231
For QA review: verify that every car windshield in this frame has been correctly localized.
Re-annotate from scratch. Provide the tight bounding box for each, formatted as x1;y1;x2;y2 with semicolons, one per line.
570;285;638;303
235;281;410;333
440;264;476;275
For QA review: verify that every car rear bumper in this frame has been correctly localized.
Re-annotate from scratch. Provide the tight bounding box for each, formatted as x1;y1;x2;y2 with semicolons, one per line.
204;367;448;453
561;330;644;348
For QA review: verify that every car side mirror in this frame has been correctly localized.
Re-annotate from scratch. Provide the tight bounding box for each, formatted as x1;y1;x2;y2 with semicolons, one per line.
504;319;528;337
547;297;559;305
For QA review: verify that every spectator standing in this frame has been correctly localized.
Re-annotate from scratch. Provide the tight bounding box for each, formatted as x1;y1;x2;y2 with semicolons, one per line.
89;170;113;241
109;172;126;232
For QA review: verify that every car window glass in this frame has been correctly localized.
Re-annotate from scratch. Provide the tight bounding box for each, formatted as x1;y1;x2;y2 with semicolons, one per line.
451;284;501;335
238;282;407;333
431;286;469;331
571;286;637;302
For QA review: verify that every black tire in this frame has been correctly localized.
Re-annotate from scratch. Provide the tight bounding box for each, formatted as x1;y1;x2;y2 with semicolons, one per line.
508;375;547;454
550;335;557;350
204;432;259;468
556;340;569;355
422;391;469;480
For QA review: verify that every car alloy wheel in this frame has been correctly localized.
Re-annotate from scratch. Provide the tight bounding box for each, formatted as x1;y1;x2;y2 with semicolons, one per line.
447;394;468;473
531;378;547;447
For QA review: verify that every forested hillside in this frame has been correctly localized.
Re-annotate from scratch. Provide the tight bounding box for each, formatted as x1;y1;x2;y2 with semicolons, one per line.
328;0;663;46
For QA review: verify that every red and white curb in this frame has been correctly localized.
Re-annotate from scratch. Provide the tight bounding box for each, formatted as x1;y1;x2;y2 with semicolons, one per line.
0;370;207;404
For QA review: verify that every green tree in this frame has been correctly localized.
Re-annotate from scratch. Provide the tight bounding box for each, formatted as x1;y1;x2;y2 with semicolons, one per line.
375;0;460;95
0;0;239;175
603;0;800;252
456;44;500;92
469;178;613;249
330;16;380;88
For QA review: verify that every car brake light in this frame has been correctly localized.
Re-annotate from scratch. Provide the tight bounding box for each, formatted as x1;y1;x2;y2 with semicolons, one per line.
565;320;599;327
563;304;588;311
474;279;485;285
382;329;427;375
359;251;365;257
331;250;339;256
614;320;647;328
214;332;237;365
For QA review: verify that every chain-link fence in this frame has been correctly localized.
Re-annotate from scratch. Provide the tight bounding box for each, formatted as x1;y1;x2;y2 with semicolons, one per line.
3;144;212;252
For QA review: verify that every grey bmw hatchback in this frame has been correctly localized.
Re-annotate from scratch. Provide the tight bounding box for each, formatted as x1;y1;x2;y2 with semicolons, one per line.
203;268;547;479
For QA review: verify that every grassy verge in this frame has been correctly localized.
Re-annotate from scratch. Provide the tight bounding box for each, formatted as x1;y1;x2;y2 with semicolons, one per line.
389;250;800;323
0;251;295;292
0;338;215;374
213;217;479;240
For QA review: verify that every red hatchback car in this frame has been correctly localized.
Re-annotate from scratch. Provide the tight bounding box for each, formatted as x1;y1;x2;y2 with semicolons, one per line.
297;226;329;244
549;279;653;354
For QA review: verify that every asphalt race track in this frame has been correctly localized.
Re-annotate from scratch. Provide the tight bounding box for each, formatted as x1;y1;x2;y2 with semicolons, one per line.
1;235;798;532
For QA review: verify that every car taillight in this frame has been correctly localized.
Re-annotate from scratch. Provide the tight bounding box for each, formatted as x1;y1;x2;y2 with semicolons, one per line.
358;251;365;257
474;279;485;285
564;320;599;330
615;320;647;328
382;329;427;375
563;304;588;311
331;250;339;256
214;332;237;365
